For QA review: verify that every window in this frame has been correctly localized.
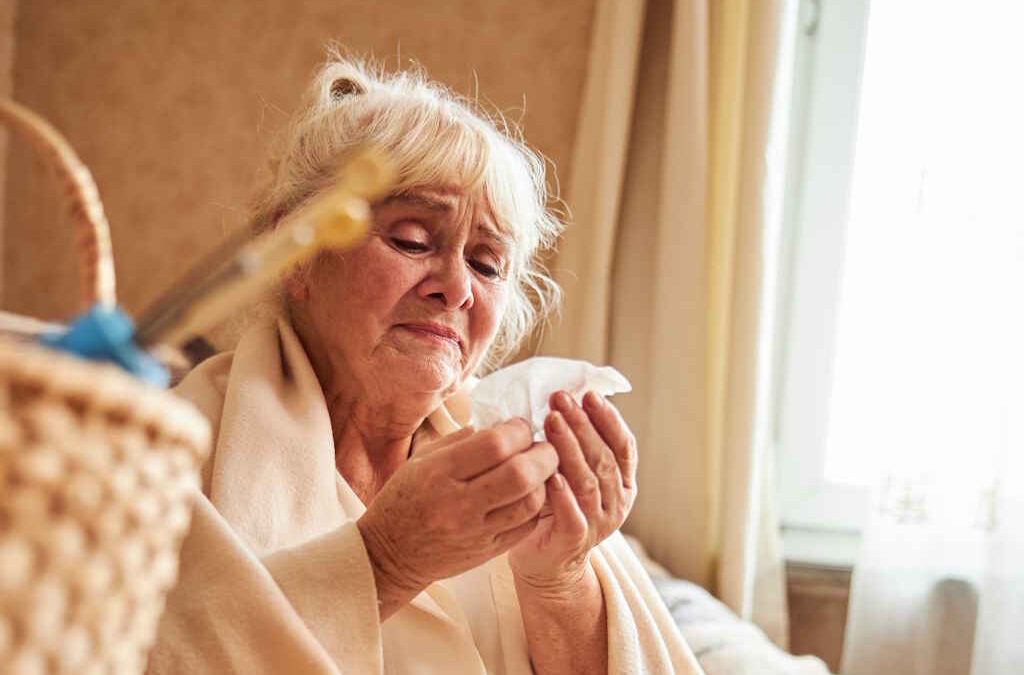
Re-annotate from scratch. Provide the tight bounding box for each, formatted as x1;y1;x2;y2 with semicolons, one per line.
773;0;1024;565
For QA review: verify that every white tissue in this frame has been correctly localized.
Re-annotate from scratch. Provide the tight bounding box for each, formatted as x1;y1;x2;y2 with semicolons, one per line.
469;356;632;440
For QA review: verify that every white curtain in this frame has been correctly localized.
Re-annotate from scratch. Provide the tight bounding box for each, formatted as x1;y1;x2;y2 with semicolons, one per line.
971;416;1024;674
837;2;1024;672
841;389;1024;675
545;0;793;645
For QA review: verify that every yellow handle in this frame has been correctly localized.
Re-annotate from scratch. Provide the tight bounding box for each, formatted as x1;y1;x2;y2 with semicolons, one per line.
151;148;394;346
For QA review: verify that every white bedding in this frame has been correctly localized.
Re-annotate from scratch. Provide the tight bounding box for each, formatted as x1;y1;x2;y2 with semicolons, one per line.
624;536;833;675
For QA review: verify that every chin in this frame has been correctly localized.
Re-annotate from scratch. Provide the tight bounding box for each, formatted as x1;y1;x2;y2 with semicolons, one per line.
392;354;463;397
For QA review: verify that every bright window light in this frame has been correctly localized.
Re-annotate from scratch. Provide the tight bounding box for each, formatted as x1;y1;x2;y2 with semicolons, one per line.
823;1;1024;490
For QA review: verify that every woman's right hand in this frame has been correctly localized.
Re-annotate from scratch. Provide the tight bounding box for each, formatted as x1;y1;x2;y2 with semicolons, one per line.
356;419;558;619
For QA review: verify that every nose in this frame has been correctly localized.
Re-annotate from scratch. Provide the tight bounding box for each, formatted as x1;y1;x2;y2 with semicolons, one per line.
418;252;474;310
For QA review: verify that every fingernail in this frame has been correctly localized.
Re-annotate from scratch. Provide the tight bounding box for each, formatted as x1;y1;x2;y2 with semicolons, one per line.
554;391;573;410
548;411;566;433
584;391;603;410
551;473;566;490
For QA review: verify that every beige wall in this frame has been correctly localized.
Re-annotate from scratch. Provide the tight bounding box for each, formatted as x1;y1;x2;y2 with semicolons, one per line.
4;0;593;326
0;0;16;295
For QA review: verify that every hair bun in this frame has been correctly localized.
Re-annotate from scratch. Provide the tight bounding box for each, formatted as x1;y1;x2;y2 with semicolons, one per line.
330;76;365;100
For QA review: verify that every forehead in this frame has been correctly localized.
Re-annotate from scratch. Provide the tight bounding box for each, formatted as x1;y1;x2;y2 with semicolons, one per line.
376;187;513;245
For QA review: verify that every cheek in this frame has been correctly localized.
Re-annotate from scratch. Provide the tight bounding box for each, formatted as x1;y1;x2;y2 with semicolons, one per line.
308;245;421;340
333;245;419;311
470;284;508;348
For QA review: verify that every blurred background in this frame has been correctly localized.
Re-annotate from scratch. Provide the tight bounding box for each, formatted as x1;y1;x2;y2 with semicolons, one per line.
2;1;1022;674
0;0;591;323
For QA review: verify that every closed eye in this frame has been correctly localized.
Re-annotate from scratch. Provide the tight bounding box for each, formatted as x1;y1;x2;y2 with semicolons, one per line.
392;238;429;253
469;259;502;279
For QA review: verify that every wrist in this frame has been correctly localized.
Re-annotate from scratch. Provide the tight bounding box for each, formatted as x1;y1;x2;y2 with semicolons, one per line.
357;514;426;618
512;555;595;602
515;558;607;675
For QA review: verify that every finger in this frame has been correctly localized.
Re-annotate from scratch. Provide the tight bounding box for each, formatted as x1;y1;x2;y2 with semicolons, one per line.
551;391;622;509
546;473;588;539
414;426;475;457
492;515;540;550
469;442;558;510
550;392;606;468
545;411;600;512
582;391;638;490
440;418;533;480
484;484;546;530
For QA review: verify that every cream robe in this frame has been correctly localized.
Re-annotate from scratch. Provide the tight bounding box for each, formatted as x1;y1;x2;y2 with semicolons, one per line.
148;319;704;674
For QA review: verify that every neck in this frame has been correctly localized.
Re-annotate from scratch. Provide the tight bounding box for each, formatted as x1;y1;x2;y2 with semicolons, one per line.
287;303;441;502
330;411;413;504
325;370;444;505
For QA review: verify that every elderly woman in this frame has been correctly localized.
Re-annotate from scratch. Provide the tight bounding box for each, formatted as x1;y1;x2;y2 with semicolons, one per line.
149;57;702;674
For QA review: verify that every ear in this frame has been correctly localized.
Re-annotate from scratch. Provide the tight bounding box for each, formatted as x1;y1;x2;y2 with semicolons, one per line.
284;268;310;303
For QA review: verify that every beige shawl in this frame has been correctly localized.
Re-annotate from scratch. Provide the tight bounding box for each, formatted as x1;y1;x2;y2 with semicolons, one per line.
148;319;704;674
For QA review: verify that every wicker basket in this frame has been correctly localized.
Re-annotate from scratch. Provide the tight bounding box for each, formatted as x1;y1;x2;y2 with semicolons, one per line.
0;100;211;674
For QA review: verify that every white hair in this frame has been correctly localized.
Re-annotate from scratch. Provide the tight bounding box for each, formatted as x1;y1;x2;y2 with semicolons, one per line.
250;53;564;371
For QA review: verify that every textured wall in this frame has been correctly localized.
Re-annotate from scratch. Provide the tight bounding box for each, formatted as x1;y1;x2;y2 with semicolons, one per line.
0;0;16;295
4;0;593;327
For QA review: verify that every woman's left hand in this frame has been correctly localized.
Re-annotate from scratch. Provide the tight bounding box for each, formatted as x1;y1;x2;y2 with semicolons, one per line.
508;390;638;592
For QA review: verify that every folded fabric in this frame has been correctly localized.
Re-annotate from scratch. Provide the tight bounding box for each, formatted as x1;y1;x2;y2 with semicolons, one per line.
625;536;832;675
148;318;705;674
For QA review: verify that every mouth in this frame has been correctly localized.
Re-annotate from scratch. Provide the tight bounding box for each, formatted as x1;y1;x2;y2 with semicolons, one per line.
397;322;463;352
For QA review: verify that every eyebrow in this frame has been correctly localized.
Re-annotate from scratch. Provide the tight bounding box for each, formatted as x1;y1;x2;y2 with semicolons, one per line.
377;192;455;213
477;227;514;250
377;191;515;249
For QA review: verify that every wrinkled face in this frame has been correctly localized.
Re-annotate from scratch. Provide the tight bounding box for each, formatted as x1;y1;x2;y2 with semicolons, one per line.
293;185;512;402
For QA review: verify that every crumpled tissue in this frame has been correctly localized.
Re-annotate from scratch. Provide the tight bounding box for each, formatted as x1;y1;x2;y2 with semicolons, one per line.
470;356;632;439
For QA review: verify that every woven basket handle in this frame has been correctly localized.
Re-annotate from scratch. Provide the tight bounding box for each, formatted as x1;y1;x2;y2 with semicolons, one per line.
0;99;117;311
